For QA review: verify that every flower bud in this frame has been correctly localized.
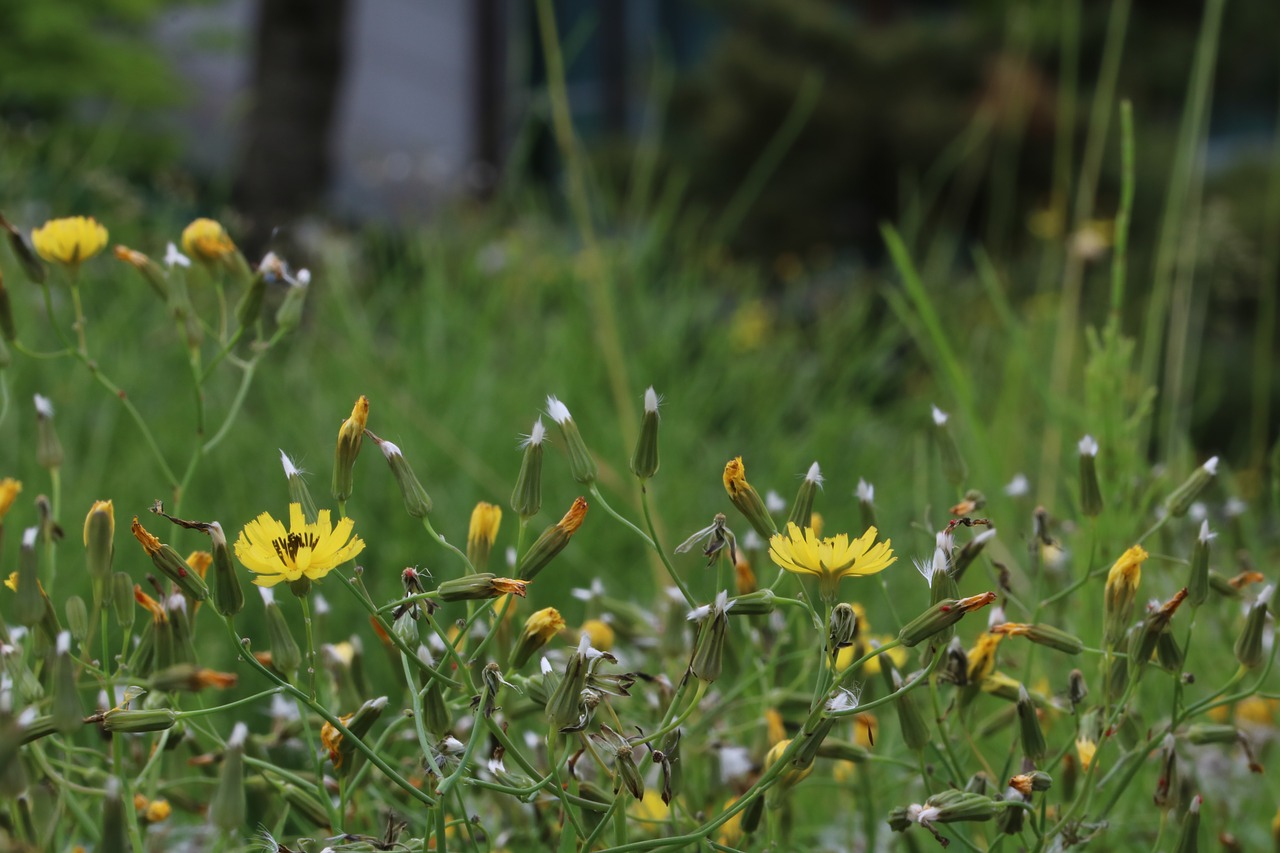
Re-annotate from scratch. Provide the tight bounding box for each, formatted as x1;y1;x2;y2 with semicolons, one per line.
629;387;661;480
332;395;369;503
437;573;528;602
723;457;778;540
102;778;128;853
727;588;775;616
371;434;432;518
1132;589;1189;682
546;396;597;484
1069;669;1089;707
688;591;734;683
0;213;47;284
102;707;178;733
84;499;115;583
990;622;1083;655
546;636;596;732
1165;457;1219;518
511;418;545;519
891;668;931;751
1017;685;1046;763
274;278;309;333
1173;794;1201;853
828;602;858;654
953;527;996;582
113;245;169;300
1103;545;1147;646
856;479;877;530
1187;521;1213;608
787;462;823;531
1154;734;1179;810
512;607;566;669
467;502;502;570
897;592;997;647
210;723;247;831
207;522;244;618
517;497;587;580
1185;724;1240;745
131;517;208;601
1078;435;1103;517
51;632;83;733
33;394;63;471
323;697;387;775
656;728;683;805
279;450;319;523
0;274;16;342
1234;586;1272;669
931;405;968;488
261;589;302;675
1156;629;1184;671
65;596;89;643
112;571;135;629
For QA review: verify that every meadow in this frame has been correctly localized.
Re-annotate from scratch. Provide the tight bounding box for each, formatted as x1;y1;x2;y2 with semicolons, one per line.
1;3;1278;851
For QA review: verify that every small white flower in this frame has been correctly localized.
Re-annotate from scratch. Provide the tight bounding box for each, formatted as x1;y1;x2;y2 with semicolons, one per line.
765;490;786;513
22;527;38;548
1188;502;1208;523
719;745;753;783
804;461;823;487
229;722;249;748
1224;497;1247;517
56;631;71;656
643;387;661;415
1078;435;1098;456
856;478;874;502
545;396;572;425
33;394;54;418
505;546;517;568
1203;456;1220;476
164;242;191;268
931;405;949;426
1004;473;1030;497
742;530;764;551
571;579;605;601
1198;520;1216;543
313;594;330;616
520;417;546;448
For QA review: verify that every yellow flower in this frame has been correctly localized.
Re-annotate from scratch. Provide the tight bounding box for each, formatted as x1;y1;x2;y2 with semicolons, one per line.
629;790;670;823
82;499;113;544
234;503;365;587
181;218;236;265
717;798;745;847
765;708;787;746
143;798;171;823
581;618;615;651
468;502;502;548
1103;544;1147;644
185;551;213;579
3;571;16;592
320;712;356;768
966;633;1004;683
0;478;22;521
837;634;907;676
523;607;566;644
1075;737;1097;771
768;521;896;601
31;217;108;267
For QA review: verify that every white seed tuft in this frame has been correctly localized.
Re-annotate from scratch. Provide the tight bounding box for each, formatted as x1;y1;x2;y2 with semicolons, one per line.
805;461;823;486
164;242;191;268
643;386;661;414
33;394;54;418
1203;456;1220;475
1078;435;1098;456
856;478;874;502
931;405;948;426
545;396;572;424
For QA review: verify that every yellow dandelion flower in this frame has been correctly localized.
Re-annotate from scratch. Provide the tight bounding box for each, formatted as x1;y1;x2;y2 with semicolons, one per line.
966;633;1004;683
1075;737;1097;771
0;478;22;521
765;708;787;746
185;551;213;579
629;790;670;823
717;798;745;847
144;798;172;823
234;503;365;588
181;218;236;266
31;217;108;267
768;521;896;601
468;502;502;548
3;572;17;592
581;618;615;651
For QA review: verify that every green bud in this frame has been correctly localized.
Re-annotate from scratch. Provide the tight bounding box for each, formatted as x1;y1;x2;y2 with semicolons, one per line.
546;396;597;484
1185;724;1241;746
931;406;968;488
65;596;89;644
372;434;432;518
786;462;823;531
274;279;308;333
281;782;331;830
629;387;661;480
102;707;178;733
1017;685;1046;763
546;637;595;732
1187;521;1213;608
210;723;248;831
130;517;209;601
0;275;15;342
511;419;545;519
0;214;47;284
208;522;244;618
235;268;267;329
898;593;997;647
262;590;302;675
992;622;1083;655
1153;734;1179;810
16;528;44;627
688;592;732;683
332;696;388;777
891;668;931;751
437;573;527;602
1173;794;1201;853
1234;586;1272;669
723;457;778;541
52;633;83;734
1078;436;1103;517
828;602;858;654
1165;457;1219;518
114;246;169;300
727;588;776;616
657;728;682;806
112;572;135;630
815;738;870;763
517;497;587;581
102;778;129;853
952;528;996;582
417;647;452;736
84;500;115;583
34;394;63;471
280;451;319;523
332;396;368;503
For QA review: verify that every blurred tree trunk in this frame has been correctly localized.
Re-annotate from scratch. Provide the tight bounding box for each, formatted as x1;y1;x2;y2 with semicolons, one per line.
232;0;350;257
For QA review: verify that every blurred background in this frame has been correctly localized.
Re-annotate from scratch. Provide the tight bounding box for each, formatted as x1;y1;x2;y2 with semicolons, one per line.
2;0;1279;599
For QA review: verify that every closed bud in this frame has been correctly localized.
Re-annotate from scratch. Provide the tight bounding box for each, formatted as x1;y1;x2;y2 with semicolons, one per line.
280;782;331;830
65;596;89;643
0;275;15;342
33;394;63;471
1154;734;1179;810
688;591;733;683
208;522;244;617
332;395;369;502
131;517;208;601
1017;685;1046;763
931;405;968;487
511;418;545;519
629;387;661;480
417;648;452;736
727;588;775;616
898;592;997;647
1078;435;1103;517
262;589;302;675
1234;586;1272;669
546;396;597;484
856;479;877;530
437;573;527;602
546;636;596;732
1103;545;1147;646
210;723;247;831
892;669;931;751
103;707;178;733
279;450;319;523
723;457;778;540
1132;589;1189;682
1185;724;1240;745
102;778;128;853
0;213;48;284
324;696;387;776
787;462;823;531
1174;794;1201;853
52;632;83;733
113;245;169;300
991;622;1083;655
1187;521;1213;608
370;433;432;518
1156;630;1184;671
15;527;44;627
112;572;135;629
511;607;566;669
274;278;308;333
151;664;238;692
1068;669;1089;706
467;502;502;570
517;497;587;580
953;527;997;582
828;602;858;654
84;499;115;582
1166;457;1219;518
